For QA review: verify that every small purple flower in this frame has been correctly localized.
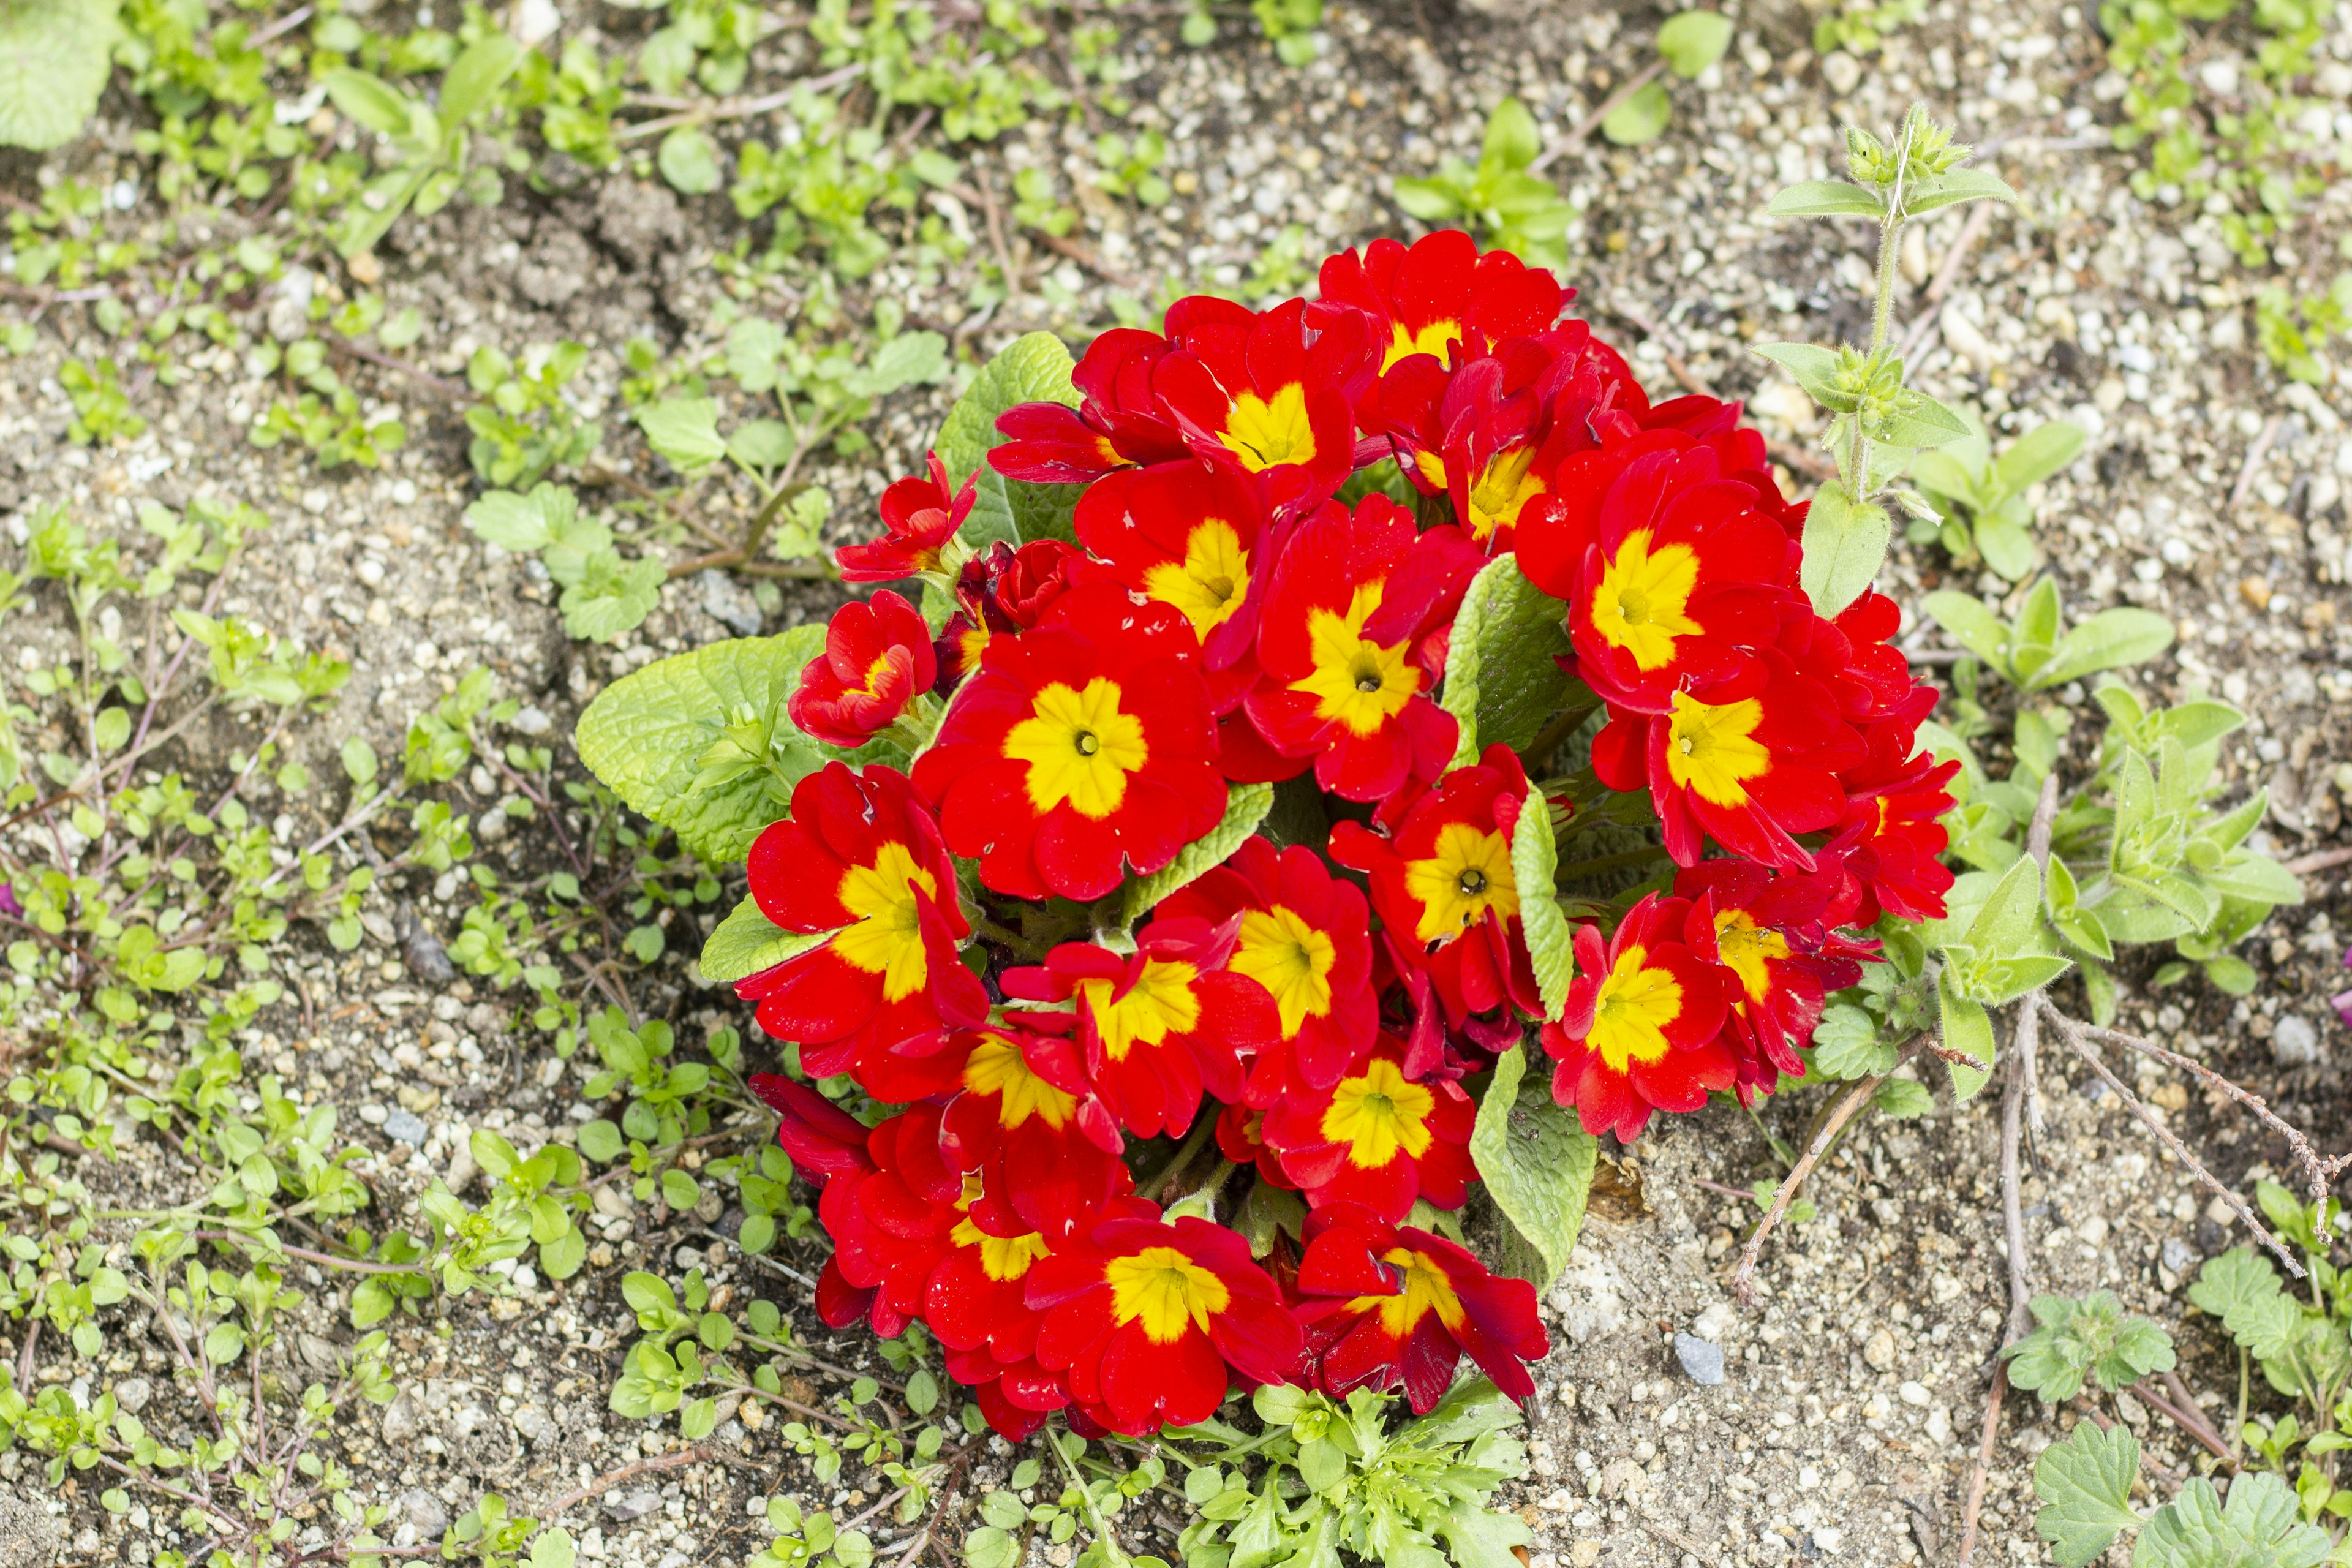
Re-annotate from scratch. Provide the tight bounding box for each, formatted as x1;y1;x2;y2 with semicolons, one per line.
0;881;18;920
2333;989;2352;1033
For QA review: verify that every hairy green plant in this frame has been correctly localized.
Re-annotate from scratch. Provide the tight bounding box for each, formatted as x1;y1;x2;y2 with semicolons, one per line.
1394;99;1579;270
1599;12;1736;146
1907;415;2086;581
322;32;526;258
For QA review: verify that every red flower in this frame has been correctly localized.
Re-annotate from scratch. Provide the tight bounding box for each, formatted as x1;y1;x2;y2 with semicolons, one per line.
992;328;1192;484
1675;861;1870;1098
1529;445;1796;712
936;1026;1131;1242
1153;835;1377;1101
1027;1214;1305;1434
1295;1204;1548;1412
931;538;1084;695
1215;1101;1292;1189
913;581;1227;900
1001;916;1276;1139
1328;744;1540;1030
737;764;987;1082
1831;748;1960;924
1072;461;1273;671
1314;230;1566;380
1241;495;1474;806
1540;894;1732;1142
1259;1035;1477;1221
837;453;975;582
788;589;937;748
1589;651;1861;873
1153;297;1363;515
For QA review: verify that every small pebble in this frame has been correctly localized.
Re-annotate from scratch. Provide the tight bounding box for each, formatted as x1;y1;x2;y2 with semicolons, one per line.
2272;1014;2321;1066
383;1109;429;1145
605;1491;662;1523
399;1490;448;1537
2162;1236;2196;1275
114;1376;152;1414
1672;1332;1724;1386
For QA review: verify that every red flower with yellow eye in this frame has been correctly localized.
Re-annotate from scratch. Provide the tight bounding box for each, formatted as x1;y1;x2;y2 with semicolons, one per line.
1216;1101;1293;1189
931;538;1084;696
1242;495;1477;806
1026;1214;1305;1434
1589;652;1861;873
1294;1204;1548;1413
1674;861;1871;1096
1371;324;1635;549
1540;894;1732;1142
1831;744;1960;925
913;581;1227;901
1001;916;1278;1140
1072;461;1273;671
1153;835;1377;1101
1259;1035;1477;1221
936;1026;1130;1242
991;328;1192;484
1534;445;1798;712
1153;297;1363;515
737;764;988;1082
837;453;975;582
788;589;937;748
1314;229;1566;383
1328;744;1541;1030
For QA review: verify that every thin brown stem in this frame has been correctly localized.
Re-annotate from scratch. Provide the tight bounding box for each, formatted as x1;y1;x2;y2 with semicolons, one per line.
1730;1041;1918;1305
535;1447;713;1520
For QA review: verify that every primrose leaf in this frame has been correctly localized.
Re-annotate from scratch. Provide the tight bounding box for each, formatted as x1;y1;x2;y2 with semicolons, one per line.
1441;553;1577;766
2032;1423;2141;1567
1507;796;1573;1018
699;892;833;984
1799;480;1890;619
935;331;1080;491
574;626;826;864
1121;783;1274;925
1468;1043;1596;1289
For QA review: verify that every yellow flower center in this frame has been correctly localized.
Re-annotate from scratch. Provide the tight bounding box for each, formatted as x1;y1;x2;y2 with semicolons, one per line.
1588;530;1703;672
1384;318;1461;372
1464;444;1546;540
950;1216;1052;1283
1664;690;1771;809
1586;943;1684;1073
1290;582;1420;738
1219;383;1317;471
1104;1244;1230;1343
1403;821;1519;944
1321;1055;1437;1169
1141;518;1252;638
960;1031;1077;1130
1712;908;1790;1006
1076;959;1202;1061
1231;905;1338;1038
1002;677;1150;820
829;842;937;1002
1349;1246;1468;1336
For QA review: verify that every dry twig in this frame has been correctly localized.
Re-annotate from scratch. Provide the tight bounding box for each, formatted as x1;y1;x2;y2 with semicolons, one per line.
1730;1041;1919;1305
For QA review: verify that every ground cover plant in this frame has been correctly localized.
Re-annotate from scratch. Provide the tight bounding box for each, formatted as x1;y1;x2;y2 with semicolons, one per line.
2;2;2352;1567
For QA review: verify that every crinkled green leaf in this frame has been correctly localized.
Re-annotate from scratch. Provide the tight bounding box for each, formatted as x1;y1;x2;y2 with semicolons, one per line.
2031;1422;2141;1567
636;397;728;475
1123;783;1274;925
0;0;121;152
2135;1472;2331;1568
1468;1043;1596;1289
574;627;826;864
559;554;665;643
2003;1291;2175;1403
1441;553;1576;767
699;891;832;984
1507;795;1573;1017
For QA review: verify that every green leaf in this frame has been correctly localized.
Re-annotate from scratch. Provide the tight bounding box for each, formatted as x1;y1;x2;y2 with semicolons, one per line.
1656;12;1733;76
1922;590;2013;672
1871;1078;1933;1119
726;420;794;471
1878;389;1972;448
321;67;416;141
2188;1248;2301;1368
559;554;665;644
1468;1043;1597;1289
0;0;118;149
2135;1472;2331;1568
1810;1003;1896;1079
934;332;1080;491
1995;420;2087;492
530;1528;579;1568
1438;1498;1532;1568
438;34;522;126
1507;796;1573;1019
2003;1291;2175;1401
465;484;571;552
1903;167;2021;216
2031;1422;2141;1567
1600;80;1672;146
1974;509;2038;581
1937;970;1996;1102
962;472;1084;552
1799;480;1889;618
700;891;832;983
657;127;724;194
2029;609;2174;690
1765;179;1885;218
636;398;728;475
577;1120;625;1163
1123;783;1275;925
538;1226;587;1281
1750;341;1846;405
1479;97;1541;172
573;627;827;864
1440;554;1577;766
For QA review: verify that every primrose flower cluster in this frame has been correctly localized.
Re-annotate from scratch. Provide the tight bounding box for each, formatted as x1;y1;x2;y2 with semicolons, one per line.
737;231;1957;1439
